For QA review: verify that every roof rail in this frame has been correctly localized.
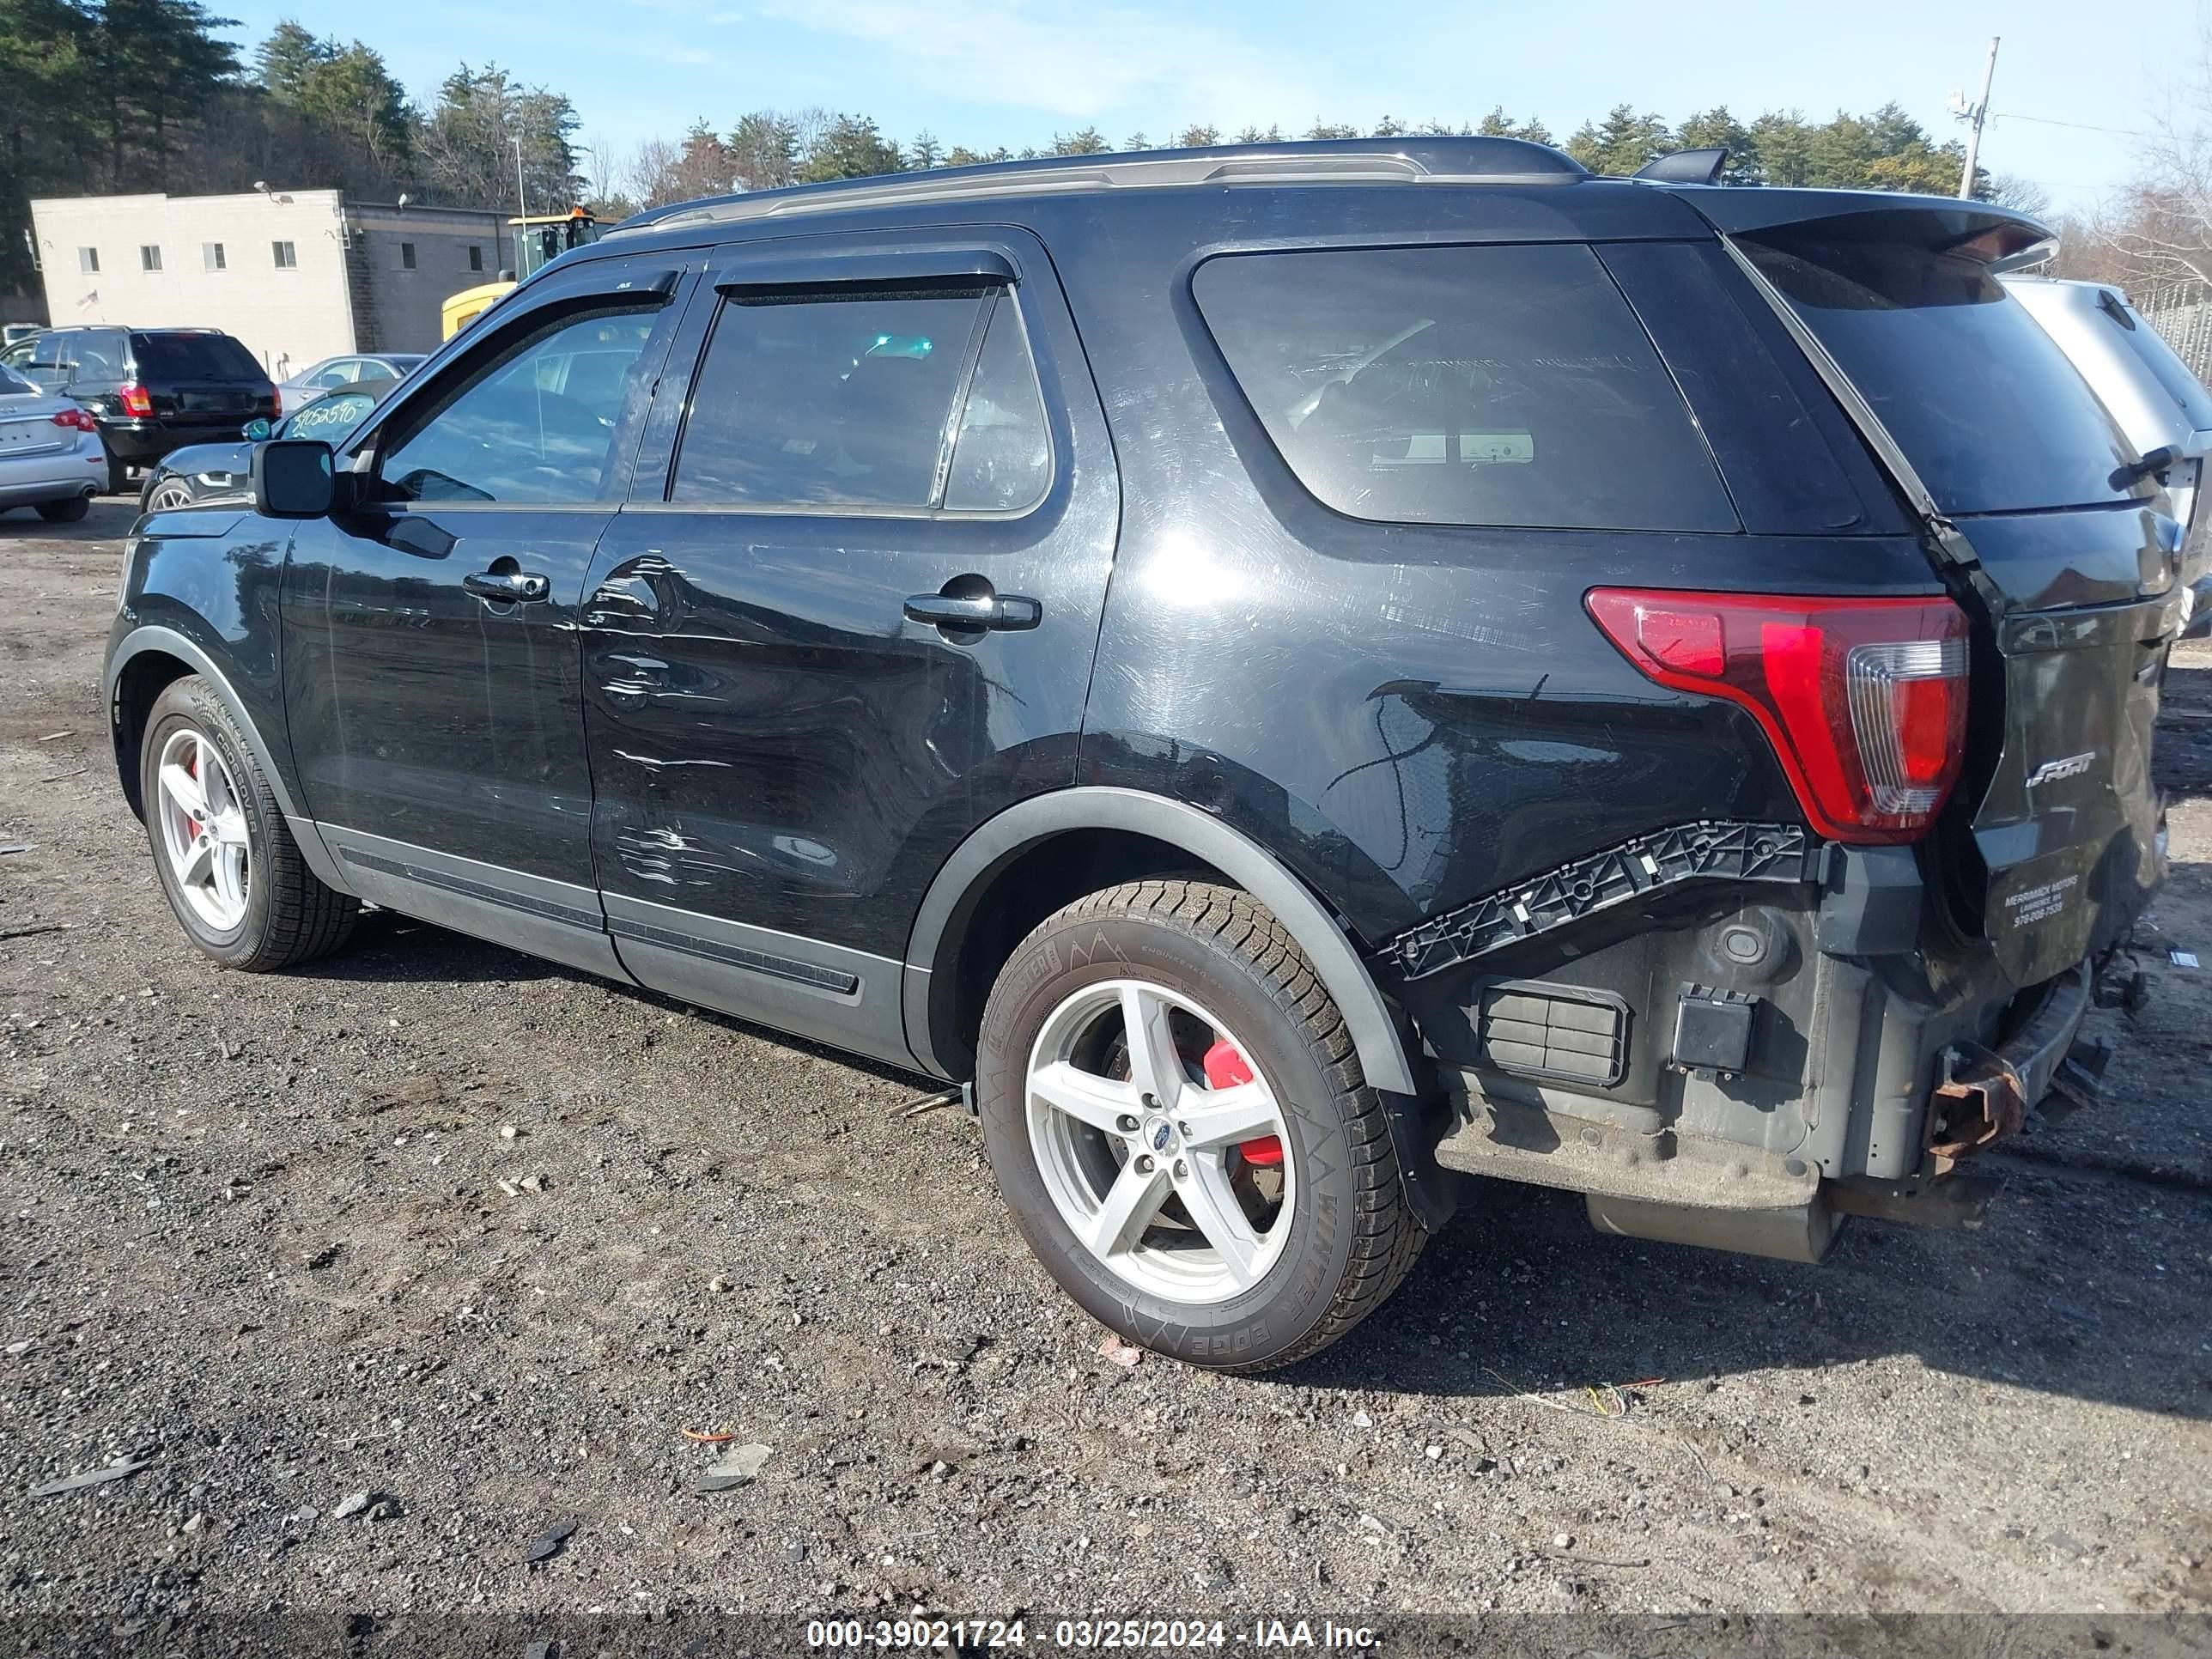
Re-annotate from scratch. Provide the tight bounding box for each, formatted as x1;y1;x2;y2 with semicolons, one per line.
607;137;1589;236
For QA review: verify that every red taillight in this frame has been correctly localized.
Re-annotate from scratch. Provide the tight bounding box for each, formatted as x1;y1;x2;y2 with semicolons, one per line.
118;381;153;417
50;406;97;432
1585;588;1971;844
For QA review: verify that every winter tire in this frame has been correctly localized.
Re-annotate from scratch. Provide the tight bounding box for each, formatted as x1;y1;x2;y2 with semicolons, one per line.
977;878;1425;1371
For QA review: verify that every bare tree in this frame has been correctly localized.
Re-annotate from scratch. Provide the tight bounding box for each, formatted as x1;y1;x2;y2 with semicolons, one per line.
623;136;681;207
2049;210;2138;284
2100;24;2212;284
1985;173;2051;217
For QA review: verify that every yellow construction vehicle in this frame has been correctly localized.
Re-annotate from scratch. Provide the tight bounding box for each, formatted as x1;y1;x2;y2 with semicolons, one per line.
441;208;611;339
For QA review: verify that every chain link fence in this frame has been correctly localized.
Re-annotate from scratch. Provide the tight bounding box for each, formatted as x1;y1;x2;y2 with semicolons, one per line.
2134;280;2212;383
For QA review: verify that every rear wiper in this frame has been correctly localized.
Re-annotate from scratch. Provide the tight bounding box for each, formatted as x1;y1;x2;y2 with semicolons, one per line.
2111;445;2179;491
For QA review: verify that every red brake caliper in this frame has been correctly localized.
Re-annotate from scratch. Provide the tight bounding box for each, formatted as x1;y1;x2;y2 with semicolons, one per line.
1201;1038;1282;1168
181;745;199;843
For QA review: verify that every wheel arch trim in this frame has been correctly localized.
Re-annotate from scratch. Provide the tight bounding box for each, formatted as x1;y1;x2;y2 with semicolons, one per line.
902;787;1419;1095
105;624;352;895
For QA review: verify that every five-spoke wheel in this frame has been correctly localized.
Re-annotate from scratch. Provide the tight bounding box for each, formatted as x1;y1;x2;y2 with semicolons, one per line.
137;674;357;969
1027;979;1294;1304
153;726;251;932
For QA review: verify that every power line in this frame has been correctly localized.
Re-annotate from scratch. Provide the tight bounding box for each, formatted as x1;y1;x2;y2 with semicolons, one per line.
1990;111;2146;137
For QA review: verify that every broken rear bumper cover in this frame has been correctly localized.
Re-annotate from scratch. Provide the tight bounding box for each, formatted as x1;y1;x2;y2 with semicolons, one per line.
1420;934;2127;1263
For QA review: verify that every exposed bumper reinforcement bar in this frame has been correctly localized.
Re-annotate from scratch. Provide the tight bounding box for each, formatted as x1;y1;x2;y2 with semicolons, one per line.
1926;961;2092;1169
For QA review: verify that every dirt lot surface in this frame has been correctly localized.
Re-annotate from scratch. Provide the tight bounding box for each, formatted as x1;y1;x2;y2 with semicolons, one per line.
1;500;2209;1627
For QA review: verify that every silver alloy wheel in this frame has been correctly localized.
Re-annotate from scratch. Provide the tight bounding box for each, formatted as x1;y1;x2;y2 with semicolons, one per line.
148;482;194;510
154;727;251;932
1025;978;1296;1304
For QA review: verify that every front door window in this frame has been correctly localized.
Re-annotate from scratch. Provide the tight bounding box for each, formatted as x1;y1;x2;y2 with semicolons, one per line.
377;304;665;504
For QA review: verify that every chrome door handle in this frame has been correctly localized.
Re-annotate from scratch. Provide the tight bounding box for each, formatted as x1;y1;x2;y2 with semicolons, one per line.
464;568;550;604
902;590;1042;631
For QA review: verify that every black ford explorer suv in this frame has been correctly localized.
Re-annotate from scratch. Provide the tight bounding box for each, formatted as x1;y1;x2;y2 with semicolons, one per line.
103;138;2170;1370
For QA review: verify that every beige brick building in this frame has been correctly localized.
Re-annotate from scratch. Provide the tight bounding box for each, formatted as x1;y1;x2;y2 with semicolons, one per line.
28;190;511;378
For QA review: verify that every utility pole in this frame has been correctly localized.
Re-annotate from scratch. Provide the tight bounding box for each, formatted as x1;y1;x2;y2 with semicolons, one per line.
1958;35;2000;199
512;135;528;270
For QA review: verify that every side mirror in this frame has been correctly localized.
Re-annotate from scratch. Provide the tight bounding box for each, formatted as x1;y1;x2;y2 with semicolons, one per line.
252;438;336;519
243;417;271;441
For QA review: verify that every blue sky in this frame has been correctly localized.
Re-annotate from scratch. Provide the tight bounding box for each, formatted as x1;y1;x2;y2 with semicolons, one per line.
232;0;2172;214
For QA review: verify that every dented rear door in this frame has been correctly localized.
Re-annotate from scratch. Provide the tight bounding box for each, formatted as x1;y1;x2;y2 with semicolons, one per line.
577;226;1119;1067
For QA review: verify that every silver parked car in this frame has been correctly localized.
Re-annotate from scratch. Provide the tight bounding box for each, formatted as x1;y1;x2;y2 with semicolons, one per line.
0;361;106;521
274;353;428;416
2003;274;2212;614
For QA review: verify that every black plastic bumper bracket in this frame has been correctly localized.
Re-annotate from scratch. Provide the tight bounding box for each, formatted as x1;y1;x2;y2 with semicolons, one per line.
1383;821;1827;981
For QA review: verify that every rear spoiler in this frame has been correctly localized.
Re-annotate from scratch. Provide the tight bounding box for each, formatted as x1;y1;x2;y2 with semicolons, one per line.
1681;188;2057;271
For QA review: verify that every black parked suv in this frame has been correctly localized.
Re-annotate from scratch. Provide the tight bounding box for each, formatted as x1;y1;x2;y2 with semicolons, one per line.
3;325;276;491
103;139;2170;1370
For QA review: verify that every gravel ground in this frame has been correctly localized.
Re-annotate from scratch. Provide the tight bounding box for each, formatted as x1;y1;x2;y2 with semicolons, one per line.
0;499;2209;1626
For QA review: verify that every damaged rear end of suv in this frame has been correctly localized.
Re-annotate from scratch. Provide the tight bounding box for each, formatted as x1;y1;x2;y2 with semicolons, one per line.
1374;191;2172;1263
104;138;2173;1372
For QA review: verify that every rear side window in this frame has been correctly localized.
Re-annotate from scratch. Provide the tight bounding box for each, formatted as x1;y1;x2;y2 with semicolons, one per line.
72;331;126;378
1192;243;1738;532
944;300;1050;512
131;332;263;381
672;288;1048;512
1741;217;2134;513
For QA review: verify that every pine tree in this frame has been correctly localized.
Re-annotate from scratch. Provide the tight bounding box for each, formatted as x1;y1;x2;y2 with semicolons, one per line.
254;20;326;104
729;111;797;191
1565;105;1674;174
1674;106;1759;185
795;113;901;183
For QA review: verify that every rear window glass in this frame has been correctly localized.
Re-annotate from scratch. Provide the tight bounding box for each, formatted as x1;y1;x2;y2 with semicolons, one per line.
1191;243;1738;532
131;331;264;382
2107;295;2212;430
0;363;34;396
1741;221;2134;514
672;288;1048;513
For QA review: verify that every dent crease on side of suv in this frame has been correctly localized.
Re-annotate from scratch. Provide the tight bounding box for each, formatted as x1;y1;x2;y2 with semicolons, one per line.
100;138;2172;1370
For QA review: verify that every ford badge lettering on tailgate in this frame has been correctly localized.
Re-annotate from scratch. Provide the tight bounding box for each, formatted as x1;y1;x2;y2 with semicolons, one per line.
2027;751;2096;788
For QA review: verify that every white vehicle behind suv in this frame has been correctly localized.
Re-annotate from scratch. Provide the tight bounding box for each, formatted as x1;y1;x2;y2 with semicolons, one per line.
2004;272;2212;620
